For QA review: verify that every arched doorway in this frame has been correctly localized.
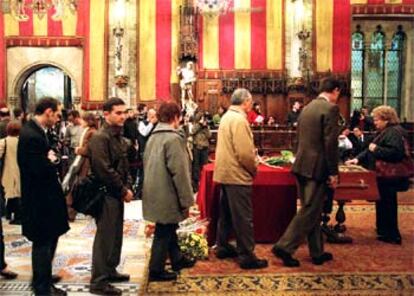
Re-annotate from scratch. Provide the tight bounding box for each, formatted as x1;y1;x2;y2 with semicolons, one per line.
17;65;77;113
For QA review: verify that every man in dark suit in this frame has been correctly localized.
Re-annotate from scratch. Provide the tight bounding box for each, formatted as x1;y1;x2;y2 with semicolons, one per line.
272;77;342;267
350;127;372;157
17;98;69;295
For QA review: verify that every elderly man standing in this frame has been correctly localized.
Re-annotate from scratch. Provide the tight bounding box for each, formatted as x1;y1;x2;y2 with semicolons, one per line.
213;88;268;270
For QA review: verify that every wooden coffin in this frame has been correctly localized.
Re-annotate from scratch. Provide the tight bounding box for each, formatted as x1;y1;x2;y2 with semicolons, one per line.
334;165;379;201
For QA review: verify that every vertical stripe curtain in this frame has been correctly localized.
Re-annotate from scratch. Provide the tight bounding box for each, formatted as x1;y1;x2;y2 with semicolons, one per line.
0;0;106;103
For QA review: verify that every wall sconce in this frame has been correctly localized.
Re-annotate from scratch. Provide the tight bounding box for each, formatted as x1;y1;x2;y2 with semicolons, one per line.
297;28;310;73
8;96;18;108
113;0;129;85
295;0;311;74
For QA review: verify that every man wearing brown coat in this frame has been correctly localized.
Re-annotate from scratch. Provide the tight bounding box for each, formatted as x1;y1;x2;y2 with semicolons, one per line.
272;77;342;267
213;88;267;270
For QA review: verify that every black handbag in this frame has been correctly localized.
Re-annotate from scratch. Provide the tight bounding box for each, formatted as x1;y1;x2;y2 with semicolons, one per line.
71;174;106;218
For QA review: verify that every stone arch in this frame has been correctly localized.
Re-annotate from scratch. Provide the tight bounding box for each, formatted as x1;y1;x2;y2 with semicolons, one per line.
6;46;84;109
13;61;79;99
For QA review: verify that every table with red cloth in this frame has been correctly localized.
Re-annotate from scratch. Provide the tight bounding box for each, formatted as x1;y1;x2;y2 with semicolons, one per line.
196;163;297;246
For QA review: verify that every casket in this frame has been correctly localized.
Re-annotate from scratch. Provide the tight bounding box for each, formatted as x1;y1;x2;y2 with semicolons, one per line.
334;165;379;201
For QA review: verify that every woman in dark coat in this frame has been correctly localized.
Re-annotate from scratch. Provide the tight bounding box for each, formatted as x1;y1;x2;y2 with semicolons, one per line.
347;105;407;245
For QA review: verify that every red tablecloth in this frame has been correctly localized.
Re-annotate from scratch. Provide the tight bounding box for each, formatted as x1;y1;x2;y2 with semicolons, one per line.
196;163;297;245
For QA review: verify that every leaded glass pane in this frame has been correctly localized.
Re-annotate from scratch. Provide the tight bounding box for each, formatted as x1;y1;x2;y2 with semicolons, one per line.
365;30;385;111
391;32;404;50
387;98;398;110
351;31;364;113
352;32;364;50
387;51;401;99
386;31;404;114
351;50;363;98
352;98;363;112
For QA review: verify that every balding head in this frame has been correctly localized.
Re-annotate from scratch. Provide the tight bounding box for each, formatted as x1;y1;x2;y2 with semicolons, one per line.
231;88;253;113
147;108;158;124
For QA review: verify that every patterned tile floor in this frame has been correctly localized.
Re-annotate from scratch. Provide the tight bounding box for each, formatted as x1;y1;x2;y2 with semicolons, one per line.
1;200;149;295
2;191;413;295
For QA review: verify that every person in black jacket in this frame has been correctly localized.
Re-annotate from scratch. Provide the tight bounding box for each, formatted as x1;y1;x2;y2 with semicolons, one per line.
346;105;407;245
88;98;133;296
123;108;139;181
349;127;373;162
287;101;301;127
17;98;69;296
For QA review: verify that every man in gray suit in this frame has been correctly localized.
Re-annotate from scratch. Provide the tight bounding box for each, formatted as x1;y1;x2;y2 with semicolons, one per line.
272;77;342;267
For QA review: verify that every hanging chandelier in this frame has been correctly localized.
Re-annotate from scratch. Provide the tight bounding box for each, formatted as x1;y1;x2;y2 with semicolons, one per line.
7;0;77;22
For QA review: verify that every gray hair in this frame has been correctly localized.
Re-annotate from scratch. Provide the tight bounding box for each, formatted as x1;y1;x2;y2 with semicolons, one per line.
231;88;252;105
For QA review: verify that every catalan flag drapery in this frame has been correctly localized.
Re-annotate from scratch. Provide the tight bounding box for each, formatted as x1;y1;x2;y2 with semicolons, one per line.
0;0;107;103
199;0;283;70
315;0;351;73
138;0;283;102
351;0;414;4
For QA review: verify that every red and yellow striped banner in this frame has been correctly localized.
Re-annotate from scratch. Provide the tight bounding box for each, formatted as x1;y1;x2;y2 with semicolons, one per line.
138;0;283;101
138;0;183;102
351;0;414;4
315;0;351;73
200;0;283;71
0;11;5;101
4;0;79;37
1;0;107;104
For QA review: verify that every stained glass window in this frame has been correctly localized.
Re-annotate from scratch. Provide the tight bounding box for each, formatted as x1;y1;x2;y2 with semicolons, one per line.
365;26;385;111
387;27;405;114
350;25;405;116
351;27;364;112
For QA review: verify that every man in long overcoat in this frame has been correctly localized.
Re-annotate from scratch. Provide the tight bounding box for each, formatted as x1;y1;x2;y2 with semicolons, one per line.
18;97;69;295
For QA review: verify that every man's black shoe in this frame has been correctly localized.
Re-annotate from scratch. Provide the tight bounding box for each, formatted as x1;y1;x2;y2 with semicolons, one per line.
172;257;196;271
311;252;333;265
52;275;62;284
0;269;18;279
50;286;67;296
9;219;21;225
108;272;130;283
35;286;67;296
326;233;353;244
377;236;402;245
239;258;268;270
148;270;177;282
215;245;238;259
89;283;122;295
272;247;300;267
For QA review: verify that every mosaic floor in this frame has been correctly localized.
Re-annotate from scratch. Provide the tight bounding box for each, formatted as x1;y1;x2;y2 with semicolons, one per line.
1;201;149;296
1;191;413;296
